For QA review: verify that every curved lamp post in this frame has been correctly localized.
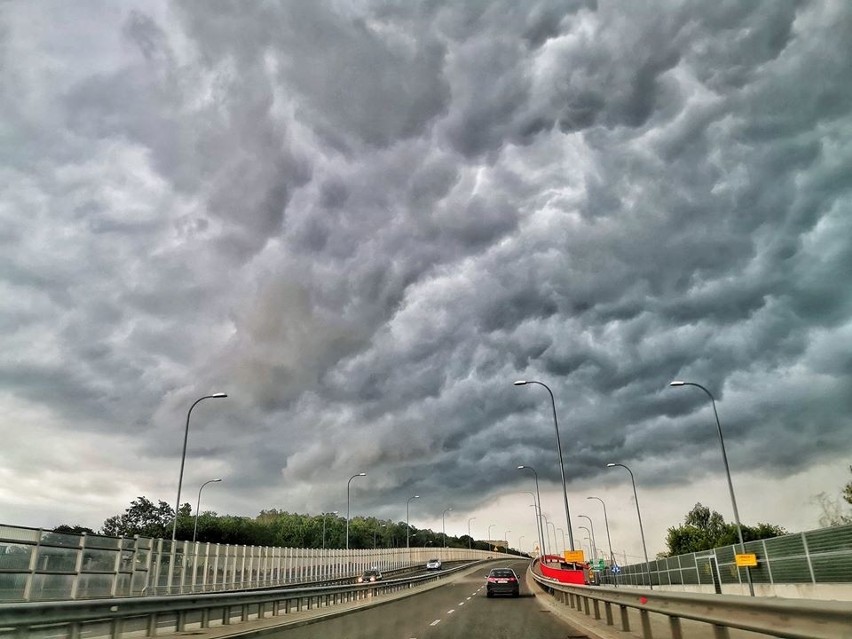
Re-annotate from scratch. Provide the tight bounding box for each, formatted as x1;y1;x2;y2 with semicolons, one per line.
579;525;592;559
169;392;227;591
607;462;652;589
669;380;754;596
346;473;367;551
442;507;453;547
467;517;476;550
528;504;546;557
322;511;338;550
518;535;526;553
192;478;222;543
556;527;567;551
518;466;547;561
503;530;511;552
587;496;615;567
514;380;574;550
578;514;598;560
406;495;420;550
487;523;496;549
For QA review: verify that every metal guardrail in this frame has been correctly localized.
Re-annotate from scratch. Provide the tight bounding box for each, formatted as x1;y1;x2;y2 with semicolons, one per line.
0;560;481;639
530;565;852;639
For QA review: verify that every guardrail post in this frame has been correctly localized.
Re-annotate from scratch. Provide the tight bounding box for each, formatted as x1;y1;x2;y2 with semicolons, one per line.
604;601;614;625
712;625;730;639
619;605;630;631
592;598;601;620
582;595;590;616
639;610;651;638
669;616;683;639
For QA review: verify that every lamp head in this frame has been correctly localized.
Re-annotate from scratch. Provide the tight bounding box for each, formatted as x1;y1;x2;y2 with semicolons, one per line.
517;465;526;469
358;472;367;477
606;463;616;467
212;478;222;483
669;380;685;386
413;495;420;499
513;380;527;386
211;392;227;398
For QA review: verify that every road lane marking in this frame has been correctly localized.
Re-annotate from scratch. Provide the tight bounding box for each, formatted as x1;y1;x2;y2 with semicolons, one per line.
466;596;471;600
430;619;441;626
447;609;455;614
459;602;464;606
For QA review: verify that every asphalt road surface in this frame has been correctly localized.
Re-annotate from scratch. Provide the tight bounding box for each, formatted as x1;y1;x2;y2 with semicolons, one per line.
272;559;590;639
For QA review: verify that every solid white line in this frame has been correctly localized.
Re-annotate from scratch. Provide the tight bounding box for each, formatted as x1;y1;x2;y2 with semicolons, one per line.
430;619;441;626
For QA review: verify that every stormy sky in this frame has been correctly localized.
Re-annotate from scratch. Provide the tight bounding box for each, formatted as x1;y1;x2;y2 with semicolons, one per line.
2;0;851;559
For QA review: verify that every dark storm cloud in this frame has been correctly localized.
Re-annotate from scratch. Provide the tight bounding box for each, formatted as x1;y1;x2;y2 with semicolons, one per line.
1;0;851;531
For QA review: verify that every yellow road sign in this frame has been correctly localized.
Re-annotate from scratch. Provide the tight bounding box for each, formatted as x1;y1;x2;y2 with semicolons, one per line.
735;553;758;567
564;550;585;563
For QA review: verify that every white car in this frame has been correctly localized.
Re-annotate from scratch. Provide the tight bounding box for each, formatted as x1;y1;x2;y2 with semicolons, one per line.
426;558;442;570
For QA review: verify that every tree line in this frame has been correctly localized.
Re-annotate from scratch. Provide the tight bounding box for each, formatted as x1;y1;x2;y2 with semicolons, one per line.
55;496;519;553
54;468;852;555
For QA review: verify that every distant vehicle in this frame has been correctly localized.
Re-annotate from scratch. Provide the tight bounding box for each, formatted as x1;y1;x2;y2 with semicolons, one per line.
426;558;442;570
486;567;520;597
357;568;382;583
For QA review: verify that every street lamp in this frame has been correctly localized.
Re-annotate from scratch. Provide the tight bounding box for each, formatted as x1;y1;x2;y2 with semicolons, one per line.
488;523;496;549
406;496;420;550
169;392;227;591
322;511;338;550
529;504;546;557
346;473;367;551
442;507;453;547
546;519;558;556
579;525;592;559
518;535;525;553
504;530;511;552
467;517;476;550
577;515;598;560
192;478;222;543
607;462;652;589
518;465;547;561
514;380;574;550
556;527;567;551
669;380;754;597
587;496;616;575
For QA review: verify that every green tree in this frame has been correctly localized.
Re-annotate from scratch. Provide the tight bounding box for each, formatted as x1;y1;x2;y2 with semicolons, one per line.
843;465;852;506
101;496;188;538
665;503;785;556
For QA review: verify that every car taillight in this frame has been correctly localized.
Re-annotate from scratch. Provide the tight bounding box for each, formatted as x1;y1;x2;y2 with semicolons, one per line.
487;577;497;582
507;577;516;582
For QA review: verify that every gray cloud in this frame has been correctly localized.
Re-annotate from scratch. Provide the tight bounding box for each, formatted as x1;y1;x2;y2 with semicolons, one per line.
1;0;850;543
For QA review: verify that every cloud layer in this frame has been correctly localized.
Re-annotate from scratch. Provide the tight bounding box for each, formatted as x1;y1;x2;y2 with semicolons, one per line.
1;1;850;552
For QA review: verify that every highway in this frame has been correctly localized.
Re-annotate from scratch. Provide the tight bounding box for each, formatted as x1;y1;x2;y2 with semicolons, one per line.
272;559;589;639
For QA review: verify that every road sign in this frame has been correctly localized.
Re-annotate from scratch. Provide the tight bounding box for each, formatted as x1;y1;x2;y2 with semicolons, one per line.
612;564;621;574
735;553;758;567
596;558;606;570
564;550;585;563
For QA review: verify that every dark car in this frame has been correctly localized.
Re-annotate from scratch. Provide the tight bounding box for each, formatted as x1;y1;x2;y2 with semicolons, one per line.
486;567;520;597
357;568;382;583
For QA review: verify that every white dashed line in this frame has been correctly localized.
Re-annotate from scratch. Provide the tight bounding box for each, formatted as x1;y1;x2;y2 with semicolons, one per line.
466;596;471;600
447;609;455;614
430;619;441;627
